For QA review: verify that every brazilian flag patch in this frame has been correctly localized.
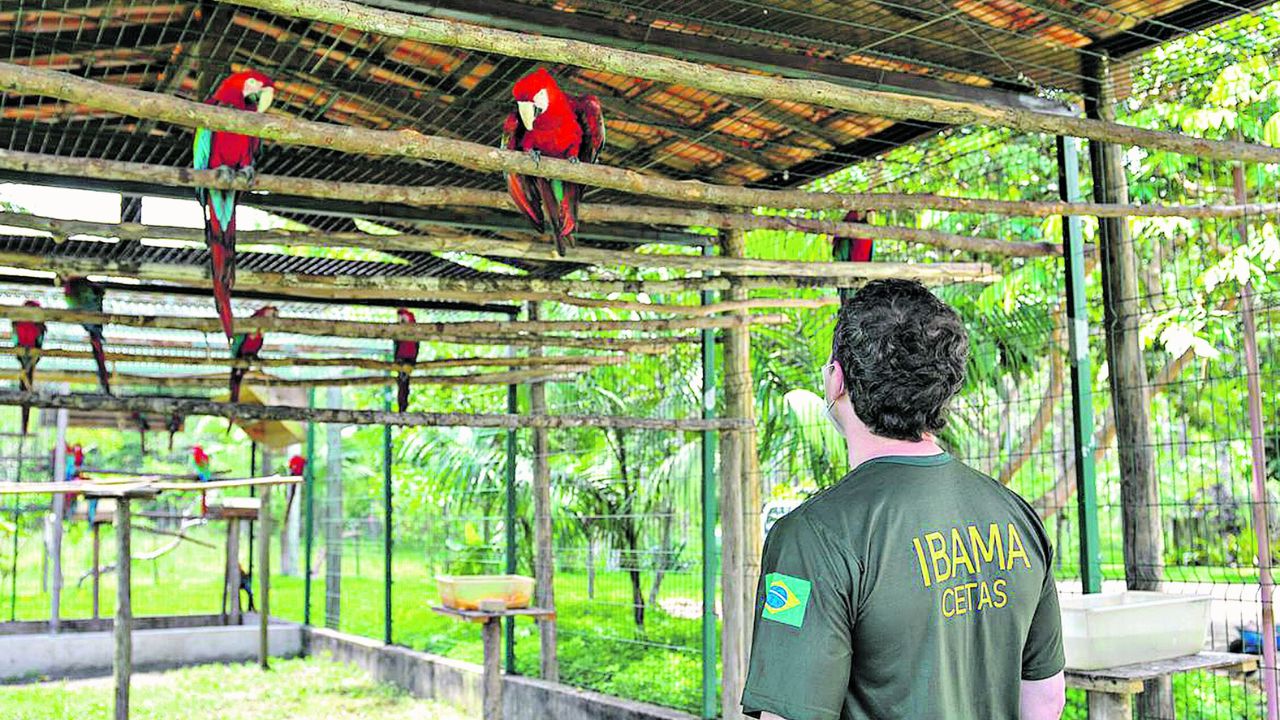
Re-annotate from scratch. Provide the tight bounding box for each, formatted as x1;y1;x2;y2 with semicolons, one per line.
762;573;812;628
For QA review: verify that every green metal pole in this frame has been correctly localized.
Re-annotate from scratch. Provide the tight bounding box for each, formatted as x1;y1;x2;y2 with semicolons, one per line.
383;384;394;645
303;387;317;625
504;380;518;674
1056;135;1103;594
700;244;719;719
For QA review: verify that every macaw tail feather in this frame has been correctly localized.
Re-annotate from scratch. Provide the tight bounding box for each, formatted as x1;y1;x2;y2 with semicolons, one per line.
86;328;111;395
229;367;246;404
132;412;149;455
209;236;237;340
200;491;208;517
87;498;97;525
18;358;34;436
396;371;411;413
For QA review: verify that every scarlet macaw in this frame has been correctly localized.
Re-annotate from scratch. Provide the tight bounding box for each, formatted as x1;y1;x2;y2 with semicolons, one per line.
192;444;212;516
11;300;46;436
63;278;110;394
193;70;275;339
393;308;419;413
832;210;874;303
229;305;275;408
502;67;605;255
288;455;306;477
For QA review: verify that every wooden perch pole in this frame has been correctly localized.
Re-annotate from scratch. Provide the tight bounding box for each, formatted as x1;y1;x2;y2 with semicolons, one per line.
2;63;1276;221
222;0;1280;166
0;305;788;341
0;367;586;389
0;346;628;372
0;151;1269;224
0;247;995;292
0;150;1270;224
0;206;1057;263
0;391;753;432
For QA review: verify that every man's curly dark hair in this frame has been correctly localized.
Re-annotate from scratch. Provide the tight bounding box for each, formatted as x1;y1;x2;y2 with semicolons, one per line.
832;279;969;441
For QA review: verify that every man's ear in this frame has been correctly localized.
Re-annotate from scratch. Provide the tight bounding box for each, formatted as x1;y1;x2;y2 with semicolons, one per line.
828;359;846;399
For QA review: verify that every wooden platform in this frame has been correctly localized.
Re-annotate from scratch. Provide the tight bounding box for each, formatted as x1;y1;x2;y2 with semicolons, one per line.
1065;652;1258;719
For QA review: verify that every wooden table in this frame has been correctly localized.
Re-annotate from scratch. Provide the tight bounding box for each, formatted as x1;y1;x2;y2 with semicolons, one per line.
1065;651;1259;719
431;605;555;720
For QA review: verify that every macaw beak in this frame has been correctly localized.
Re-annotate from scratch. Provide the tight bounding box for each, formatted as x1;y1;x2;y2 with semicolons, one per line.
517;100;537;131
256;86;274;113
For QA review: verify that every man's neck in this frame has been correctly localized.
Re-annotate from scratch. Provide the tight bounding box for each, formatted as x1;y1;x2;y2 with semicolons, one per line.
845;419;944;471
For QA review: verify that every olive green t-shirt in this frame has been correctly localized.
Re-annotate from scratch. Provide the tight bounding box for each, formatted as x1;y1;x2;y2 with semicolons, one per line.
741;454;1064;720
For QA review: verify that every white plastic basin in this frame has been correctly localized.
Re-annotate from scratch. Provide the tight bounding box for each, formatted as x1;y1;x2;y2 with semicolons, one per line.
1060;591;1211;670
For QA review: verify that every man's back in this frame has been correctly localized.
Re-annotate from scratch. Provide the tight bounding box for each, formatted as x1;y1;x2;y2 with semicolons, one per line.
742;454;1063;720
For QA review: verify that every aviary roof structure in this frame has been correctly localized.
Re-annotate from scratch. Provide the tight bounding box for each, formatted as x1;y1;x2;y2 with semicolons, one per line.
0;0;1269;295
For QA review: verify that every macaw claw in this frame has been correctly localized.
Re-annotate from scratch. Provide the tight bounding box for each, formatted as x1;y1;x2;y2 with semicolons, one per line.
528;149;541;164
237;166;256;185
214;166;238;184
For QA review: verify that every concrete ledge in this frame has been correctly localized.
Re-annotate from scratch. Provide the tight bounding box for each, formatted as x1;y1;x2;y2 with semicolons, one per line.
305;627;696;720
1;618;302;680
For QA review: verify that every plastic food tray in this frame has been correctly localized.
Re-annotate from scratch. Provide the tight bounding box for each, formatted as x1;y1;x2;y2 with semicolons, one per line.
1061;591;1211;670
436;574;535;611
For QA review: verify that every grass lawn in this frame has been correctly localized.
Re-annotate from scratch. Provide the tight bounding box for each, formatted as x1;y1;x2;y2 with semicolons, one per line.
3;524;713;713
0;656;473;720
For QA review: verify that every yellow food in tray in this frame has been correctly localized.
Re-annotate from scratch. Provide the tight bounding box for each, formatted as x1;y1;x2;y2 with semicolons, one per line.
437;575;535;611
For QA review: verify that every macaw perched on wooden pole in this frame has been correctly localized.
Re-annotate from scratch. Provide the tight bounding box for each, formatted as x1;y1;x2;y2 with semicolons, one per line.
193;70;275;340
393;308;419;412
832;210;874;303
227;306;275;433
11;300;46;436
503;67;605;255
192;444;212;516
63;278;110;394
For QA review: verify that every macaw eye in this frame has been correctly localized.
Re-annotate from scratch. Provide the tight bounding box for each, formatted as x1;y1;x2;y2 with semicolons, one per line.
243;78;262;96
533;88;549;113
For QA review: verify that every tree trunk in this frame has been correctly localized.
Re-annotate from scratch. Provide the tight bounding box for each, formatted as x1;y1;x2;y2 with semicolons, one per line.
648;501;673;610
1086;53;1169;720
626;525;646;630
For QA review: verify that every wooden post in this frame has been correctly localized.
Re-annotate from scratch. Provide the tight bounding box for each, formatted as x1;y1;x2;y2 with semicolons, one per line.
49;407;68;634
1085;53;1168;719
113;497;133;720
91;522;101;620
718;228;757;720
259;485;271;670
324;387;343;631
1087;691;1133;720
226;518;242;624
482;618;503;719
527;302;558;682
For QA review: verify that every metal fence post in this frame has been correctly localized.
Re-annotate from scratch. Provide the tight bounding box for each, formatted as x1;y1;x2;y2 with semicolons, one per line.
701;244;719;719
1056;135;1102;594
384;383;394;645
303;387;316;626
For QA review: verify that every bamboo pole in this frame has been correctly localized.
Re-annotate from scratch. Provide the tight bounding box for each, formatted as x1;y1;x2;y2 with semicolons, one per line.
112;496;132;720
221;0;1280;166
259;484;271;670
4;61;1274;223
0;149;1271;224
0;391;752;432
0;206;1057;263
0;247;993;292
0;346;628;372
0;367;593;389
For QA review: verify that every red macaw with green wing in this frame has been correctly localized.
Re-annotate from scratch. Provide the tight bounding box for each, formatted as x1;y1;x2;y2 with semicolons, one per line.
502;67;605;255
194;70;275;340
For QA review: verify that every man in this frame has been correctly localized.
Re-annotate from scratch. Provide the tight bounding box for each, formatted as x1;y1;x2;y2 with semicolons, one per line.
742;279;1065;720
